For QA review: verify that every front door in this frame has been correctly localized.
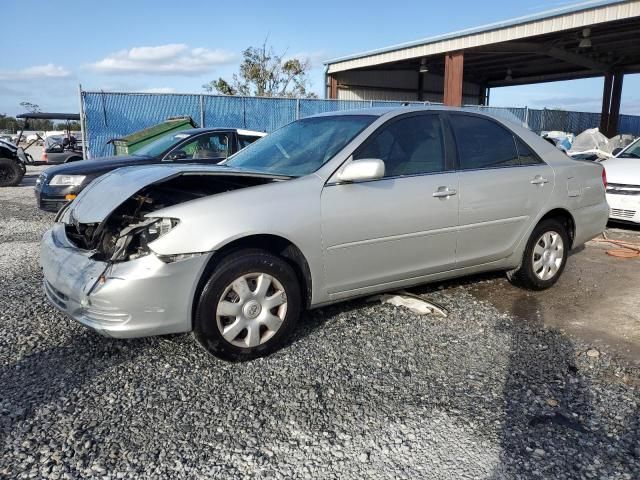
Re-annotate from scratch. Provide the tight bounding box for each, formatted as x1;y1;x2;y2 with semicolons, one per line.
321;113;459;296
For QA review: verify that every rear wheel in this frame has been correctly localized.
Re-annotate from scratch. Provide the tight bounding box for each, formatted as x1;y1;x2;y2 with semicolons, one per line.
194;249;302;361
508;219;569;290
0;158;24;187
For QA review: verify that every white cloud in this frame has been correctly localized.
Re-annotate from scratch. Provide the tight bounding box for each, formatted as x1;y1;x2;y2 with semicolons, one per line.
0;64;71;81
138;87;177;94
287;51;329;69
86;44;236;76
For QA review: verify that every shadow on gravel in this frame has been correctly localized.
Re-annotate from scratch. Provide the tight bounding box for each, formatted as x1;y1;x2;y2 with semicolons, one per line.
16;170;41;188
0;333;147;435
494;295;639;478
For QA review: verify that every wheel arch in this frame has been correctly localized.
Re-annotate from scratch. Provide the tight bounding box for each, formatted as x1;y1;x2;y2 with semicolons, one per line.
191;234;313;328
538;208;576;248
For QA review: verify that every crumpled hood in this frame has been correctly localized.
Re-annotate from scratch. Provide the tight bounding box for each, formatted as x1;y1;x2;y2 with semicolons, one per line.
64;164;259;224
603;157;640;185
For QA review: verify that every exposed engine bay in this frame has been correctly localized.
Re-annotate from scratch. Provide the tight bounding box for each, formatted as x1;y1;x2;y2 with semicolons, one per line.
64;173;279;262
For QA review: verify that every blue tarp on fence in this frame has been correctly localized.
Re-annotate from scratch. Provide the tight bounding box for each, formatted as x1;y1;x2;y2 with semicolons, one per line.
81;91;640;158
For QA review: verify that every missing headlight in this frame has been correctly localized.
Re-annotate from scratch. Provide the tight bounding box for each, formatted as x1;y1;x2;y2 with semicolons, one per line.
110;217;179;262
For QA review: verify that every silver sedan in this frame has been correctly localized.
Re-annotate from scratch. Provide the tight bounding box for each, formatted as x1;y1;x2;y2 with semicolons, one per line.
41;108;608;360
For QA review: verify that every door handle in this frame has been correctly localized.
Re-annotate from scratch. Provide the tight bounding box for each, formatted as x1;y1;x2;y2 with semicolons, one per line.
530;175;549;185
432;187;457;198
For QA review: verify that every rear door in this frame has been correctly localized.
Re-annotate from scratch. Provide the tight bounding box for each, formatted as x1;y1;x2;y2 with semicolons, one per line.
321;112;459;295
448;113;554;267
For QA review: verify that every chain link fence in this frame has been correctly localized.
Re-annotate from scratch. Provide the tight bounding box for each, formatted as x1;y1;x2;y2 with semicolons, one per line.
80;90;640;158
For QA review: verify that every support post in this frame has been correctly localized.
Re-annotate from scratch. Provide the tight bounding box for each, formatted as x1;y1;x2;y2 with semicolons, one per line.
77;83;89;159
328;75;338;99
199;94;205;127
443;51;464;107
417;70;424;101
600;72;613;135
608;71;624;137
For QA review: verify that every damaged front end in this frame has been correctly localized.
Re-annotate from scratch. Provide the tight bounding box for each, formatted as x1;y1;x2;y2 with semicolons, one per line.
63;170;278;263
42;166;285;338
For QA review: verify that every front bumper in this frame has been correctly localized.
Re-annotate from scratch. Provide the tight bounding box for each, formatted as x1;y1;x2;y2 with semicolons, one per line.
606;193;640;224
40;223;211;338
35;182;80;212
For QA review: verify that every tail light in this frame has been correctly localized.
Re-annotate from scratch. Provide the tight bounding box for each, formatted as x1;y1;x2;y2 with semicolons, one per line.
602;167;607;189
41;148;48;162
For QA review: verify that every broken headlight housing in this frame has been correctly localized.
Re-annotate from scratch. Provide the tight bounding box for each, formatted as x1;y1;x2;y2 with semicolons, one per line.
111;217;179;261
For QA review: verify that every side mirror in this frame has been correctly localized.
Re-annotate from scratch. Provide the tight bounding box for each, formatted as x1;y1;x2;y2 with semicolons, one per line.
612;147;623;156
166;150;187;161
336;158;385;183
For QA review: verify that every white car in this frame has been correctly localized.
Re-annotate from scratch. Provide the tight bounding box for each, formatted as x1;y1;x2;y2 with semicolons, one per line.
605;138;640;223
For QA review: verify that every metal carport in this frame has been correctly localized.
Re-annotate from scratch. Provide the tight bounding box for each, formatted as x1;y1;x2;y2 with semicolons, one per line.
324;0;640;136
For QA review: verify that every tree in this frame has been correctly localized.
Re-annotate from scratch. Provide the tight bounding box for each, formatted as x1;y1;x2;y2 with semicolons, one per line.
19;102;41;113
203;41;318;98
53;121;81;131
0;114;19;133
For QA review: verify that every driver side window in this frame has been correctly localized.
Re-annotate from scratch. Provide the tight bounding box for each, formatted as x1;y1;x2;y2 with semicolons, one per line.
172;133;230;160
353;114;446;178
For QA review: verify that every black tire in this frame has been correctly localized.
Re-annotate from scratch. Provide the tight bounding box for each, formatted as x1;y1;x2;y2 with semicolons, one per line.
508;219;569;290
194;249;302;361
0;158;24;187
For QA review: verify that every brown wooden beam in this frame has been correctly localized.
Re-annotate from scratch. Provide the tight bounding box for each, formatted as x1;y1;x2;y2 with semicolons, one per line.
328;75;338;99
444;51;464;107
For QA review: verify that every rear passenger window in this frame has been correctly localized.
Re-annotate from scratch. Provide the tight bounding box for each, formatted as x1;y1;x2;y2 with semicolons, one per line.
516;138;543;165
354;114;445;178
450;115;519;170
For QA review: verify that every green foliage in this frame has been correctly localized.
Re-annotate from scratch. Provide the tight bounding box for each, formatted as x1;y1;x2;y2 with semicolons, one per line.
0;114;20;133
53;121;81;131
203;41;318;99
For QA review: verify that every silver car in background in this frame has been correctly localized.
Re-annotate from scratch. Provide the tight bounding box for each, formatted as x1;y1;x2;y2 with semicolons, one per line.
41;108;608;361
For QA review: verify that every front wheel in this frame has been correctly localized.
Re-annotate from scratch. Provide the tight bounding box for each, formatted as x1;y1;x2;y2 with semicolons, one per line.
194;249;302;361
0;158;24;187
508;219;569;290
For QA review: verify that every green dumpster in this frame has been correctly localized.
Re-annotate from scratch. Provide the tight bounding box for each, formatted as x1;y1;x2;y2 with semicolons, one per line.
111;116;196;156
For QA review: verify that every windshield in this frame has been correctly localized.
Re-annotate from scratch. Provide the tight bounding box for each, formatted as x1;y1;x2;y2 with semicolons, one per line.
225;115;375;176
619;140;640;159
133;132;192;157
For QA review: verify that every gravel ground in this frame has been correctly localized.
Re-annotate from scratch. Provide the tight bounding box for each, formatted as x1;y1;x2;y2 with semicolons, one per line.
1;167;639;479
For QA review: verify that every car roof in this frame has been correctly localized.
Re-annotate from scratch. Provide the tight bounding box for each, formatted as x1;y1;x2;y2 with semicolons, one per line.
310;105;502;118
178;127;266;136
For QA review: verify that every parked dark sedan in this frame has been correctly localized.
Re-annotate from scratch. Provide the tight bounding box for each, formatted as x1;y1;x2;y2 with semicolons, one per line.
35;128;265;212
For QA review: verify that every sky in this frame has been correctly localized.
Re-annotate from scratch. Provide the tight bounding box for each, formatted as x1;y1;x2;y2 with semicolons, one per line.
1;0;638;116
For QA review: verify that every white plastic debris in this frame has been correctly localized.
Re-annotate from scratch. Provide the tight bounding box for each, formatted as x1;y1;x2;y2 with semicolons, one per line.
371;291;448;317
